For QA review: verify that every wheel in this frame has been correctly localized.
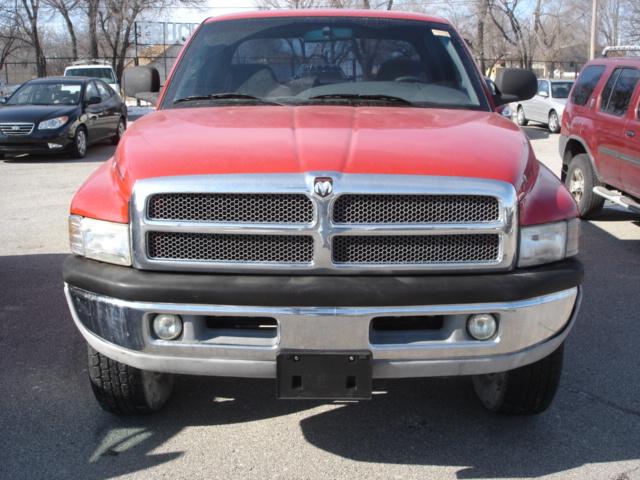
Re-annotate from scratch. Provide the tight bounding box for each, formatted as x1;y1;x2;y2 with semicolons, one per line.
548;110;560;133
70;126;87;158
111;118;126;145
516;106;528;126
472;343;564;415
87;345;174;414
565;153;604;218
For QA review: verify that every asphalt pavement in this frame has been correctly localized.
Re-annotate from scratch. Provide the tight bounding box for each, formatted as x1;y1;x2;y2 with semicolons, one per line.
0;124;639;480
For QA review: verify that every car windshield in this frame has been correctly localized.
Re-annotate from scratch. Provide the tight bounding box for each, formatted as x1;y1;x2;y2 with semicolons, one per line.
162;17;487;110
551;82;573;99
7;82;82;106
66;67;116;83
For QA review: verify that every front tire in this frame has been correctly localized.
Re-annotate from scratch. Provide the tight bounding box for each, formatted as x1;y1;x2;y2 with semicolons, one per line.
565;153;604;218
70;126;87;158
472;343;564;415
88;345;174;414
516;106;528;126
111;118;126;145
548;110;560;133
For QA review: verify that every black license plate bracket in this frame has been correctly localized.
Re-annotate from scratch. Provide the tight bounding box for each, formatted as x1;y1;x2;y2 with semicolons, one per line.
277;351;372;400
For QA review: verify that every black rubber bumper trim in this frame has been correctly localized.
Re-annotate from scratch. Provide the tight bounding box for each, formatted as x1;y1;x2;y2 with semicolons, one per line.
63;256;583;307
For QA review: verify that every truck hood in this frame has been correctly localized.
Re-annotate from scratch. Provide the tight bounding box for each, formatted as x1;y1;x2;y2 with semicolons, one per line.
116;106;535;192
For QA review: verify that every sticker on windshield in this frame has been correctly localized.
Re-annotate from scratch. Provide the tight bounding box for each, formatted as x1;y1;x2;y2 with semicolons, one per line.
432;29;450;38
61;85;81;93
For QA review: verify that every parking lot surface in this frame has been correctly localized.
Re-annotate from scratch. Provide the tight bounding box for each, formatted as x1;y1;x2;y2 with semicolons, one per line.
1;126;639;480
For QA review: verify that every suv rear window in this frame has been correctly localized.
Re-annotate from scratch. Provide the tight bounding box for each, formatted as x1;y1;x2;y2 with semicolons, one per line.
570;65;605;106
600;68;640;116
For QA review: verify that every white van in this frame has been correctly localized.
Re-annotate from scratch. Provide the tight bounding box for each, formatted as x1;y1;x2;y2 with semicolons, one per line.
64;62;120;94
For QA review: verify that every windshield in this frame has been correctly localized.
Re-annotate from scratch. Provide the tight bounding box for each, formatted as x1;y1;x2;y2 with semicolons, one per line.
551;82;573;99
66;67;116;83
7;82;82;106
162;17;487;110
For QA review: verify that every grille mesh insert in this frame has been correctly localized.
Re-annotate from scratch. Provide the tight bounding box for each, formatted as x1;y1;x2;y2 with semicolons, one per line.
148;193;313;224
332;235;500;264
148;232;314;263
333;195;499;224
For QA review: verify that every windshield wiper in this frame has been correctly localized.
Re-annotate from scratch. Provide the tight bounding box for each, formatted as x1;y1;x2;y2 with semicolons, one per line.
307;93;414;105
173;93;282;106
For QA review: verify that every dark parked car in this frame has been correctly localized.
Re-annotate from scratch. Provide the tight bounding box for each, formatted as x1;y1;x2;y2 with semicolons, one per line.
0;77;127;159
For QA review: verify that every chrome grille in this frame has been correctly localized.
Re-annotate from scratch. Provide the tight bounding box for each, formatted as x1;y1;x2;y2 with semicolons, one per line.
333;235;500;264
132;174;517;274
333;194;499;224
0;123;34;136
148;232;314;263
148;193;313;223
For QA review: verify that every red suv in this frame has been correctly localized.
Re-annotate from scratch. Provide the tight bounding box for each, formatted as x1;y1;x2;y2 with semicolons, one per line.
560;54;640;217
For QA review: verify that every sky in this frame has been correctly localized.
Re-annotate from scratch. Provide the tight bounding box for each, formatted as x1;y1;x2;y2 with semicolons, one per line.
158;0;260;24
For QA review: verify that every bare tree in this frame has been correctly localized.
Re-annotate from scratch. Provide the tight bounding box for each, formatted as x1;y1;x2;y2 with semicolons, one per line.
475;0;490;73
98;0;207;80
44;0;80;60
86;0;100;58
17;0;47;76
0;3;22;75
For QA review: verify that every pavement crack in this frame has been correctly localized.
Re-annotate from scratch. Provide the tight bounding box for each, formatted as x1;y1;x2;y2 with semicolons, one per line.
569;387;640;419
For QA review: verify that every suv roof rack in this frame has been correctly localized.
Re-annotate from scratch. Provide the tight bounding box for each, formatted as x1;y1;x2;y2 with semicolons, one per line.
602;46;640;57
70;59;111;66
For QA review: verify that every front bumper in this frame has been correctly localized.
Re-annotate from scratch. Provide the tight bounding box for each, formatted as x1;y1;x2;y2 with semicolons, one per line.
64;257;583;379
0;130;73;155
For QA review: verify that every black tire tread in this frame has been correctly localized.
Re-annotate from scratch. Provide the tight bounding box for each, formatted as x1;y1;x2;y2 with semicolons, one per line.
496;344;564;414
111;118;125;145
566;153;604;218
70;126;87;159
88;346;156;415
517;106;528;126
548;110;560;134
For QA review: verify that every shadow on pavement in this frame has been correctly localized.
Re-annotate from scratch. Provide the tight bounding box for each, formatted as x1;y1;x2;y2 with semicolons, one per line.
0;228;639;479
522;126;551;141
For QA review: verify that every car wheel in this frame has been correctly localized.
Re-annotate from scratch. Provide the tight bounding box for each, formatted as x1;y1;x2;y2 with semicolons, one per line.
88;345;174;415
71;126;88;159
111;118;126;145
472;343;564;415
565;153;604;218
516;106;528;126
548;110;560;134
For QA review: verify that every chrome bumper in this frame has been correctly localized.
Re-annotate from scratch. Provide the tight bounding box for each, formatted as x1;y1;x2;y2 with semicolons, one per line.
65;284;580;379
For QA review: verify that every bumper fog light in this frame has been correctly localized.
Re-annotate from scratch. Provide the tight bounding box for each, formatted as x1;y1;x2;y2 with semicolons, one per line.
48;143;63;149
467;314;497;340
153;314;183;340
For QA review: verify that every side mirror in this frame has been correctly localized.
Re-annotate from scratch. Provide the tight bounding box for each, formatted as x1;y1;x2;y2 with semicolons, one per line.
85;96;102;106
538;90;549;98
123;66;160;106
0;96;7;104
494;68;538;106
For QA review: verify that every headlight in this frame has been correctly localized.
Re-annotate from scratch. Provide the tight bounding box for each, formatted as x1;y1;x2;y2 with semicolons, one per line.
38;115;69;130
518;219;579;267
69;215;131;266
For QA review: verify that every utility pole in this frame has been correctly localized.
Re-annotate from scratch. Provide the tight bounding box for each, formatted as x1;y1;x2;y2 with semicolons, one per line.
589;0;598;59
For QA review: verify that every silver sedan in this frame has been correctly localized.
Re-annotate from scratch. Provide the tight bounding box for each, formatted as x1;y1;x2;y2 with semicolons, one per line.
516;79;573;133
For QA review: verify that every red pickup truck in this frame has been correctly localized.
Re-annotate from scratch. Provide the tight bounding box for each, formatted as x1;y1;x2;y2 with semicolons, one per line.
63;10;582;416
560;53;640;217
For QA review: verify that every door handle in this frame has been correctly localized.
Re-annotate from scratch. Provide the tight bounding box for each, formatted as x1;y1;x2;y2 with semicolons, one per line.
626;130;636;138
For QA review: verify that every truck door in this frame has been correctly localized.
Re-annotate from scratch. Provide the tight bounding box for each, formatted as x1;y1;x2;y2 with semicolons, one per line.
593;68;634;190
619;70;640;197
